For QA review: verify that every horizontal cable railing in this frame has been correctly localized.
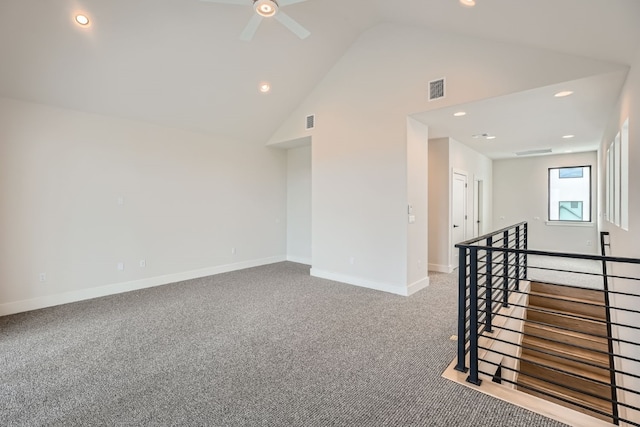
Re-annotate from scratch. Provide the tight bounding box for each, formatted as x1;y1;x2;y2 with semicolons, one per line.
455;223;640;426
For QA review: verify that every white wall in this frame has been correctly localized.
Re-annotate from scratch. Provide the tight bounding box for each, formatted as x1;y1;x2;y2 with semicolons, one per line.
450;138;493;237
599;42;640;258
428;138;493;272
268;23;622;295
406;118;429;292
599;46;640;426
0;97;287;315
493;151;598;254
286;145;312;265
428;138;450;272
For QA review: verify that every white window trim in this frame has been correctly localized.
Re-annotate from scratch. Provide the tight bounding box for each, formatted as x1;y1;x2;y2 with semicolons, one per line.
544;221;595;227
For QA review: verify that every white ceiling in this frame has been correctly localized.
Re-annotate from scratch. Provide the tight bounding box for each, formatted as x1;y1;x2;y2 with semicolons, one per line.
412;70;629;159
1;0;639;148
378;0;640;66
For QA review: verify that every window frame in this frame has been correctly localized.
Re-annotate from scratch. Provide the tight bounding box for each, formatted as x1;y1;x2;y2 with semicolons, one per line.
547;165;592;223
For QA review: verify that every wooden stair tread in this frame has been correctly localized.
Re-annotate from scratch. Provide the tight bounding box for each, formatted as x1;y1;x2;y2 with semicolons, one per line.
529;291;607;318
526;305;606;323
526;307;608;336
517;377;613;423
524;322;608;347
519;360;612;406
528;293;607;320
530;282;605;303
522;335;610;367
519;351;610;384
529;291;605;307
517;374;613;415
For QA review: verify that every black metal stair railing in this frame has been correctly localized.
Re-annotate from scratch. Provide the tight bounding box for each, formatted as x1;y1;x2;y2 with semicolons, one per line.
455;222;640;426
600;231;619;424
454;221;527;385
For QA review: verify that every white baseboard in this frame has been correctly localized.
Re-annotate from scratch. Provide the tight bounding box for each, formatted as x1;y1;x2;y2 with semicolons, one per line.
407;276;430;296
286;255;312;265
310;268;428;297
428;263;455;274
0;255;286;317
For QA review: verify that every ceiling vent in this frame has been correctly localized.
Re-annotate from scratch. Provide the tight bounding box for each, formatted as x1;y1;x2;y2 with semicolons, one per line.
515;148;553;156
428;78;446;101
305;114;315;130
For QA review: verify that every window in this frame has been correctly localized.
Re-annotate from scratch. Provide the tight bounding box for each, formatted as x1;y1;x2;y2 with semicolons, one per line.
548;166;591;222
621;119;629;229
605;119;629;230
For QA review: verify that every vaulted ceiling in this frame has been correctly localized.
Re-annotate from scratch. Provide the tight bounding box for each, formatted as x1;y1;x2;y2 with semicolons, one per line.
1;0;639;148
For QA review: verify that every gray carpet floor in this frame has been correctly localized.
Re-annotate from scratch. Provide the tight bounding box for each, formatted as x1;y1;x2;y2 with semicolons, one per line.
0;262;567;426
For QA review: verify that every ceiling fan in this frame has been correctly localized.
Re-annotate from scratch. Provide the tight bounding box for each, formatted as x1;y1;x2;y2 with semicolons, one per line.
201;0;311;41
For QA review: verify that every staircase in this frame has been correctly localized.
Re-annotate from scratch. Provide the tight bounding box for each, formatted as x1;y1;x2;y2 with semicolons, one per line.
517;281;614;423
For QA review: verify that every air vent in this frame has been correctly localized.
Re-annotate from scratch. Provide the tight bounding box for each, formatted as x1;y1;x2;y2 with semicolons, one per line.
515;148;553;156
428;78;446;101
305;114;315;130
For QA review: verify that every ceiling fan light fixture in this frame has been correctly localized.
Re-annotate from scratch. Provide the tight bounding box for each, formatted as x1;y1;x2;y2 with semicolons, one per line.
255;0;278;17
204;0;309;41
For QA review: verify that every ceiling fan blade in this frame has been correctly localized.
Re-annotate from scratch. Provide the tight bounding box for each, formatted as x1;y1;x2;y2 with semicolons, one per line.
239;14;263;41
275;11;310;39
199;0;252;5
277;0;309;6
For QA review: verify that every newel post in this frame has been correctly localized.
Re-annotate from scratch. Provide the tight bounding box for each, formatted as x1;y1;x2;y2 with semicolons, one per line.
455;246;469;373
467;247;482;386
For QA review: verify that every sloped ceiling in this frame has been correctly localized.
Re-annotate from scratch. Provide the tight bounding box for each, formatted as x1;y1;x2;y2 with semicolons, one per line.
0;0;378;142
378;0;640;66
0;0;639;144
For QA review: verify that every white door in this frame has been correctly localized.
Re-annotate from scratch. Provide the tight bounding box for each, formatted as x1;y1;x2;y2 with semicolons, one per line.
452;172;467;267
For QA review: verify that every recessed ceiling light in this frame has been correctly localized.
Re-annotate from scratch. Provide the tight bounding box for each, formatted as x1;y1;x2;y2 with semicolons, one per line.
453;111;467;117
565;150;573;153
259;82;271;93
75;14;90;26
486;135;496;140
554;91;573;98
255;0;277;17
562;134;575;139
459;0;476;7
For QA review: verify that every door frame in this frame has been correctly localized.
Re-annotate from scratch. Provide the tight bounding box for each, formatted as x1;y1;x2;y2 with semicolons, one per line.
451;169;469;269
473;177;484;238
